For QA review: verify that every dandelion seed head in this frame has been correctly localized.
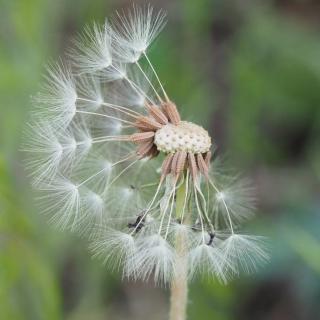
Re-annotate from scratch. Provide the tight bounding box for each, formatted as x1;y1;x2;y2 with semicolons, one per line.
24;5;268;285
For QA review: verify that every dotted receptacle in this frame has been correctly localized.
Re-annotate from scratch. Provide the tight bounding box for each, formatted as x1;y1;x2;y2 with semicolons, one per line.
154;121;211;154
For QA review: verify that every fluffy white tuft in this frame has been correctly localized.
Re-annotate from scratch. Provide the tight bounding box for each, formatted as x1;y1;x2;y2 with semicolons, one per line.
112;5;166;63
189;243;229;283
127;234;175;284
23;121;64;186
34;63;77;128
219;234;269;275
37;176;81;230
213;176;256;226
71;23;111;74
91;229;136;270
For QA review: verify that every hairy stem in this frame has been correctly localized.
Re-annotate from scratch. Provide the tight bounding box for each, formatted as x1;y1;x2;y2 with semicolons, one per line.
169;177;188;320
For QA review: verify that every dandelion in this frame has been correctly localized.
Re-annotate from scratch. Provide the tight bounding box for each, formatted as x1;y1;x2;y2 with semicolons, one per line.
24;5;269;320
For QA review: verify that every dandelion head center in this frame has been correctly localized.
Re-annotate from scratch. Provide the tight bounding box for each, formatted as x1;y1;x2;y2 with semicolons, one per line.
154;121;211;154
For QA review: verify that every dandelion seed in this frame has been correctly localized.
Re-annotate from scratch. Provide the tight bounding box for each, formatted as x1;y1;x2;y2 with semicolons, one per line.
34;63;77;128
70;22;121;80
24;7;269;318
219;234;269;275
212;174;256;227
128;233;175;284
23;121;64;185
112;5;166;63
189;243;228;283
91;228;136;270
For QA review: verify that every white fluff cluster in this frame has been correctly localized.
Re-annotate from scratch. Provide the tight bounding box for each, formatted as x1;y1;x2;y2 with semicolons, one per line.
24;5;268;285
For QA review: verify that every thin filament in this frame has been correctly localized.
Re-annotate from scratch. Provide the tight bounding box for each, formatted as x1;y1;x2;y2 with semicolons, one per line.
193;185;206;243
104;159;139;192
91;135;132;144
209;179;234;234
180;171;190;224
111;153;136;167
77;166;109;187
110;65;156;105
135;61;163;103
143;52;169;101
195;184;215;233
76;110;135;126
130;180;163;234
77;97;142;118
164;192;176;239
158;178;177;235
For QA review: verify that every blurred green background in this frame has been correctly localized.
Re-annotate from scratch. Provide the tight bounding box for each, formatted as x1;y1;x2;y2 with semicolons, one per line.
1;0;320;319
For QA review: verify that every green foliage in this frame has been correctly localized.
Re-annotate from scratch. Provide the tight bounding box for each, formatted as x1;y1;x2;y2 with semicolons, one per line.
229;8;320;165
0;157;61;319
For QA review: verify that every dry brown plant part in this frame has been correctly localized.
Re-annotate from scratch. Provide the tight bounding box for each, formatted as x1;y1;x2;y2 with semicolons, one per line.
137;140;155;158
197;153;209;178
161;101;181;125
130;132;155;143
145;104;168;125
134;116;163;131
120;100;211;184
187;153;198;181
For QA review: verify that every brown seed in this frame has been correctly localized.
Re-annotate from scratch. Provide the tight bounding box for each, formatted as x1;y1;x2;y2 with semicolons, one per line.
146;104;168;125
161;153;174;181
130;131;155;143
136;140;154;159
161;101;181;125
170;152;180;175
148;145;160;158
197;153;209;179
175;151;187;175
188;153;198;181
134;116;163;131
204;151;212;167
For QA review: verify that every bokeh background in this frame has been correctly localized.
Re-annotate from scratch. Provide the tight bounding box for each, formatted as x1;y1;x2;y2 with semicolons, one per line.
1;0;320;319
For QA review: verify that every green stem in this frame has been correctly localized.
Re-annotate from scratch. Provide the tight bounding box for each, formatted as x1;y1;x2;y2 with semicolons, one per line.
169;177;188;320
